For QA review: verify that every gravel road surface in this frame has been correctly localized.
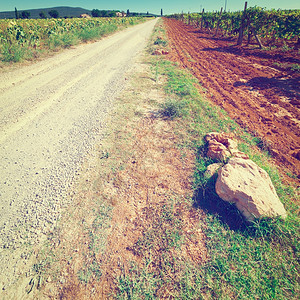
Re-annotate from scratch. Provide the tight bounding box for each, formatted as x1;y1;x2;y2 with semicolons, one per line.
0;18;157;290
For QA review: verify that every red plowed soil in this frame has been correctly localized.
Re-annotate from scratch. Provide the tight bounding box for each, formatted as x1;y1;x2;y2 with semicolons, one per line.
164;18;300;180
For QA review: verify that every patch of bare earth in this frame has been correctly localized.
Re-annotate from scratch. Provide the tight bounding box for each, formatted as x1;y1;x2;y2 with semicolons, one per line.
33;58;207;299
164;18;300;182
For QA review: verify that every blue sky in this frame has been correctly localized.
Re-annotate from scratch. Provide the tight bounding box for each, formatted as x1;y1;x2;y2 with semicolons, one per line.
1;1;299;15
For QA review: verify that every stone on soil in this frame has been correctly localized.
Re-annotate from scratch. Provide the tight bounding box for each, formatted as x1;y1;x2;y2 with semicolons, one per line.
152;49;169;56
205;132;249;161
204;163;222;179
215;157;287;222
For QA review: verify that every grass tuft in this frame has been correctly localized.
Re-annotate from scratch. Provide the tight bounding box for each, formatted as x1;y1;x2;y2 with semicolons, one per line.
159;99;186;119
154;37;168;47
1;43;29;62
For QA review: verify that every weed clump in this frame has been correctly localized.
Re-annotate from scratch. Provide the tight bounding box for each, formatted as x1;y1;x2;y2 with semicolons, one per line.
159;99;186;119
154;37;167;47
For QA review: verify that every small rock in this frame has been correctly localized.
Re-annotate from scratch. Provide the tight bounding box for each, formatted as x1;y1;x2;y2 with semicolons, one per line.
153;50;162;55
205;132;249;161
215;157;287;222
290;149;300;160
204;163;222;179
231;150;250;159
207;140;231;161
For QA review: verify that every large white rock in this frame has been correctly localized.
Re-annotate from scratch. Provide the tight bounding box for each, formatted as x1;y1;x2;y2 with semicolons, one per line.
215;157;287;222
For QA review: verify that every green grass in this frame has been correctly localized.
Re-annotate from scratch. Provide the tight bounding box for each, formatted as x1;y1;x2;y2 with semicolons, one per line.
1;43;31;62
116;200;199;299
77;24;117;42
291;64;300;72
77;202;112;284
154;37;168;47
200;215;299;299
164;59;299;299
47;24;119;50
273;62;300;73
159;98;187;119
116;31;299;298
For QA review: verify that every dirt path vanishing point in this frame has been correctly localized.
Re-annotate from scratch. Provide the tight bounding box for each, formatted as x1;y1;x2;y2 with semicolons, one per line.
164;18;300;180
0;18;158;291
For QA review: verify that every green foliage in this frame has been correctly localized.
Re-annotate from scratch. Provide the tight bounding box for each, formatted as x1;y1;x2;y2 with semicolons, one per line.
77;203;112;284
170;8;300;45
159;99;186;119
0;17;146;63
291;64;300;71
21;11;30;19
200;213;300;299
91;9;101;17
28;246;57;294
48;10;59;19
117;261;158;299
78;260;102;284
116;201;189;299
154;37;167;46
1;43;28;62
91;9;118;18
39;11;46;19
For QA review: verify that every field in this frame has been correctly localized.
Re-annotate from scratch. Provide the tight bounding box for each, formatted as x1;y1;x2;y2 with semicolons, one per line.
0;12;299;300
164;18;300;180
0;17;146;63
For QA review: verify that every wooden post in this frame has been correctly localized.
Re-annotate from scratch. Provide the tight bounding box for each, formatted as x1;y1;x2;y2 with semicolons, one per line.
255;34;264;49
200;9;204;30
237;1;248;45
215;7;223;36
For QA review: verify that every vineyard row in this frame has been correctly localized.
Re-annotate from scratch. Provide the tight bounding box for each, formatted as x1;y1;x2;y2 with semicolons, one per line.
169;6;300;48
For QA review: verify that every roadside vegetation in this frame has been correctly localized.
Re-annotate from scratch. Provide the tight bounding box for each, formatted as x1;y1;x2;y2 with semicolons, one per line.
23;19;299;299
115;20;299;299
0;17;147;65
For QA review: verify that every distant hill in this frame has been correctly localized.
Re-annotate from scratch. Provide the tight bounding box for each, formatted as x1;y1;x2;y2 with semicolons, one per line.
0;6;92;19
0;6;160;19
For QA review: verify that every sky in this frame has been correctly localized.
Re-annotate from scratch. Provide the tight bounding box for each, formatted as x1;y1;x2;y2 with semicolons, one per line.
1;0;299;15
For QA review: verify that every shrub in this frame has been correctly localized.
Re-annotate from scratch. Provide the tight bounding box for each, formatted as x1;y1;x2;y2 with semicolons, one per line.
154;38;167;46
159;99;186;119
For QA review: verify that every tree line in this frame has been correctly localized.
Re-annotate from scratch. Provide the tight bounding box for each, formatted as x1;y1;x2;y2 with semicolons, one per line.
14;7;60;19
13;7;164;19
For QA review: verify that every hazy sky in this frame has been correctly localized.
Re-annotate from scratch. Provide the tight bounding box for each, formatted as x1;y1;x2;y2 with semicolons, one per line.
1;0;299;15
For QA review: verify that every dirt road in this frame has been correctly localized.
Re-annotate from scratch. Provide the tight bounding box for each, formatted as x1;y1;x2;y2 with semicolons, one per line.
164;19;300;179
0;18;157;291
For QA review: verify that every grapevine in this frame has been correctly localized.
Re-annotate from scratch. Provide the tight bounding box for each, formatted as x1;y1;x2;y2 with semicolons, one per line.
169;8;300;47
